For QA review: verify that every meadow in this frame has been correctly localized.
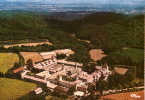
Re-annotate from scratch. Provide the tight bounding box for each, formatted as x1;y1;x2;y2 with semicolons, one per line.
0;53;19;74
0;78;37;100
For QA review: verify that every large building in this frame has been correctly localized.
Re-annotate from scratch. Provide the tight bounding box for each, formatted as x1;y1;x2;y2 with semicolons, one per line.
15;50;111;97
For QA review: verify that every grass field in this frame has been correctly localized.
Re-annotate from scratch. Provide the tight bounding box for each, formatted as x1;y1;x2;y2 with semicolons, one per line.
0;53;19;74
121;48;144;63
20;52;43;64
111;48;144;63
45;95;65;100
0;78;37;100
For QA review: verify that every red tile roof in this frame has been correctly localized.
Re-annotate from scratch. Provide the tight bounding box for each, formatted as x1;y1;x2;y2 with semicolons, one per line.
13;67;25;73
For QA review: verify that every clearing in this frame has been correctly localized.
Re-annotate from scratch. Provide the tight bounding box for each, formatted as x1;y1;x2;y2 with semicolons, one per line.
20;52;43;64
89;49;107;62
0;78;37;100
0;53;19;74
113;48;144;63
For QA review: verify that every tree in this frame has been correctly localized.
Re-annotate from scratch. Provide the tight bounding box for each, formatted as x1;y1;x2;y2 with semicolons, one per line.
88;62;96;74
26;59;34;72
67;86;75;95
56;54;66;59
81;93;100;100
96;76;108;96
83;62;96;74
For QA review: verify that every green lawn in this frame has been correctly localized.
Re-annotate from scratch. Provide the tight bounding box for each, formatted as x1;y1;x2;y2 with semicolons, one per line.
45;96;65;100
115;48;144;63
103;47;144;70
0;53;19;74
0;78;37;100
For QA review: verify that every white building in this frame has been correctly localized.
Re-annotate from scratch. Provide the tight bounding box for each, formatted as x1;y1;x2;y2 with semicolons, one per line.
34;88;43;94
40;52;56;60
47;81;58;91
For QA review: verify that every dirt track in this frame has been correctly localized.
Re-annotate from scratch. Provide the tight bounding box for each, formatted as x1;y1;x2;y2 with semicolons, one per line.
4;42;52;48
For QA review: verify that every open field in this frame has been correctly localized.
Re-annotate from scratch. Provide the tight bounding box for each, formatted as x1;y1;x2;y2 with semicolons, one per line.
45;95;65;100
20;52;43;64
103;48;144;76
4;41;52;48
113;48;144;63
0;78;37;100
89;49;107;62
114;67;128;75
100;90;144;100
0;53;19;74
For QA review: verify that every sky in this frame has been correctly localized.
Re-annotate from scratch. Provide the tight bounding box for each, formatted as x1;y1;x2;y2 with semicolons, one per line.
4;0;145;5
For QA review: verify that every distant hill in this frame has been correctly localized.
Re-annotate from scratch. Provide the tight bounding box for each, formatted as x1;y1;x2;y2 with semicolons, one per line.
0;1;144;14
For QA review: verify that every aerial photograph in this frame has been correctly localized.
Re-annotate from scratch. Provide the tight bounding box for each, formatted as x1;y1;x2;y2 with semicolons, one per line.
0;0;144;100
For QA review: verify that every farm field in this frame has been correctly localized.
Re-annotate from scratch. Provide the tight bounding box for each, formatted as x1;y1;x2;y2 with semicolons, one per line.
112;48;144;63
20;52;43;64
0;78;37;100
103;47;144;72
45;95;65;100
0;53;19;74
89;49;107;62
100;90;144;100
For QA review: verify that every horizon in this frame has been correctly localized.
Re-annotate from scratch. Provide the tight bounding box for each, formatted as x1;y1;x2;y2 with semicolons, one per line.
0;0;144;14
2;0;145;5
